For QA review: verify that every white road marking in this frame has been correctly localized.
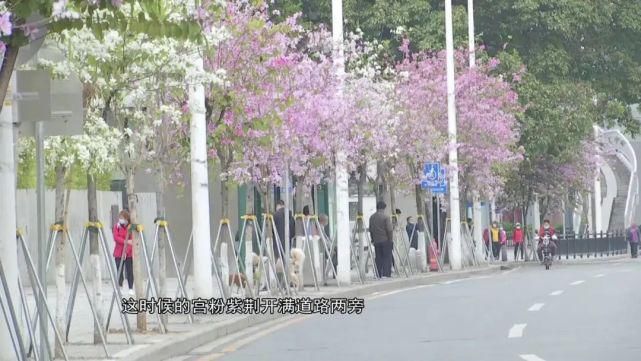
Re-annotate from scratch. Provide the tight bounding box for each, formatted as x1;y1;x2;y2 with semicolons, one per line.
520;354;546;361
570;280;585;285
373;285;432;298
367;284;434;300
508;323;527;338
593;274;605;278
528;303;545;312
549;290;564;296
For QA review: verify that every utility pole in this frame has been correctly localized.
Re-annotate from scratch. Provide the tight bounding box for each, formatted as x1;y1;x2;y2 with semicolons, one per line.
284;164;290;256
445;0;462;270
331;0;351;285
189;54;214;297
467;0;476;67
593;127;603;236
0;74;19;361
467;0;484;257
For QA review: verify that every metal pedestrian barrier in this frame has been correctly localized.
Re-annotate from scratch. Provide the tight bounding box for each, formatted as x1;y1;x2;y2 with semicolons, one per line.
555;230;628;260
16;229;71;360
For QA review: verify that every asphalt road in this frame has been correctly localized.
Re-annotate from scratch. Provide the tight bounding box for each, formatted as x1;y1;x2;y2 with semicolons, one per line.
170;260;641;361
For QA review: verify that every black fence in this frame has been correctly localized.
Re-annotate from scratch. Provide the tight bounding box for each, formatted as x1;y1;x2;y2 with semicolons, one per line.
555;230;628;260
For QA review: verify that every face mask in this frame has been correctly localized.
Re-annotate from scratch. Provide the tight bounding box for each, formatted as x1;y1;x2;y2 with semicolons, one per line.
543;224;549;229
119;218;127;225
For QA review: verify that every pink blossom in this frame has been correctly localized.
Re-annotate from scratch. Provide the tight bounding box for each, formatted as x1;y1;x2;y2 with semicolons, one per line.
0;12;12;36
488;57;500;70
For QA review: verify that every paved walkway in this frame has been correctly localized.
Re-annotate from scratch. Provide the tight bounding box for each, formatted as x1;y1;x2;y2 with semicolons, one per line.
18;265;497;360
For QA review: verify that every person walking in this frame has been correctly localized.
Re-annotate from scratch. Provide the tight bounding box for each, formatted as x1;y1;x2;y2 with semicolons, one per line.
482;227;490;257
369;201;394;278
513;223;524;261
499;225;508;261
273;199;295;260
626;223;639;258
490;222;501;259
406;216;419;250
113;209;134;297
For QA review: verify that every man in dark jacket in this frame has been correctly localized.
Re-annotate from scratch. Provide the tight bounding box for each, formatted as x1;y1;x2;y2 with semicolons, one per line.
274;199;294;261
369;201;394;278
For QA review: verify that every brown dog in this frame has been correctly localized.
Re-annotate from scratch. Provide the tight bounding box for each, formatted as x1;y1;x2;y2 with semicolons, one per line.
228;273;248;293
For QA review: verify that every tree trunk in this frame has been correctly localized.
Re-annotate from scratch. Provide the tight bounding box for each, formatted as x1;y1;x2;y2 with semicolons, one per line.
460;189;469;223
357;163;366;218
356;163;366;274
540;196;549;224
390;182;397;211
245;183;255;248
375;160;387;203
0;45;19;114
155;177;167;328
294;178;304;237
261;188;277;294
390;182;397;228
243;184;256;289
54;164;67;357
126;168;146;331
219;179;231;295
415;184;426;228
86;173;104;343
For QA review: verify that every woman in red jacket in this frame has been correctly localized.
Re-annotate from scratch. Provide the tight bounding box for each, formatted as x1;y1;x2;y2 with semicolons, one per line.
113;210;134;296
513;223;524;261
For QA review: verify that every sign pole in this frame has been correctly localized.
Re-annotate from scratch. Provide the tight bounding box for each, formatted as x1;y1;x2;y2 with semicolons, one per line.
445;0;462;270
436;196;441;247
35;120;49;361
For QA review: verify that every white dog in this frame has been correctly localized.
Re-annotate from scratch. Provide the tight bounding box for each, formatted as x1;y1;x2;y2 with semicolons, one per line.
289;248;306;293
251;252;262;290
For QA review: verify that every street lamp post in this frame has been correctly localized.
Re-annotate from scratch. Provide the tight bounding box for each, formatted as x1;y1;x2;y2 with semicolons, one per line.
445;0;462;270
189;54;214;298
331;0;351;285
467;0;484;258
467;0;476;68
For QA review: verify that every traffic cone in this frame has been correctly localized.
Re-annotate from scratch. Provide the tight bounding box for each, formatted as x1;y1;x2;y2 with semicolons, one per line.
429;240;439;271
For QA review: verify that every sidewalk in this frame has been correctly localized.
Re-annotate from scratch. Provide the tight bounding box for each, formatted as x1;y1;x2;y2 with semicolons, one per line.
22;266;502;361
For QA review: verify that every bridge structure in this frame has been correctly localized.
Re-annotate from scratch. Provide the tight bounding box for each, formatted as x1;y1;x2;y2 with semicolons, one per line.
591;106;641;234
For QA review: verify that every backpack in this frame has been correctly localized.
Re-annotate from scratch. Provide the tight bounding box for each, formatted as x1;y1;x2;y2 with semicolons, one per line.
631;227;639;243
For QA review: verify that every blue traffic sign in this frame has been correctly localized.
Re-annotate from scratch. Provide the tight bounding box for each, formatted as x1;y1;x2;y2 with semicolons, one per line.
423;163;439;181
431;185;447;194
422;162;448;193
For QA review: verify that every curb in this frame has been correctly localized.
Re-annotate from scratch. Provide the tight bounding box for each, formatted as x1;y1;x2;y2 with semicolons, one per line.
127;266;502;361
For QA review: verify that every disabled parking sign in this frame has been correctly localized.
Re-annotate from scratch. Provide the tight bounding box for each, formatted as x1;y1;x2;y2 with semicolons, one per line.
422;162;447;193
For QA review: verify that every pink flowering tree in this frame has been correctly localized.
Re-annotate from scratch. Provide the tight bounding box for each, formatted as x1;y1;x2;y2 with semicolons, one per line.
198;0;306;219
395;40;521;221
